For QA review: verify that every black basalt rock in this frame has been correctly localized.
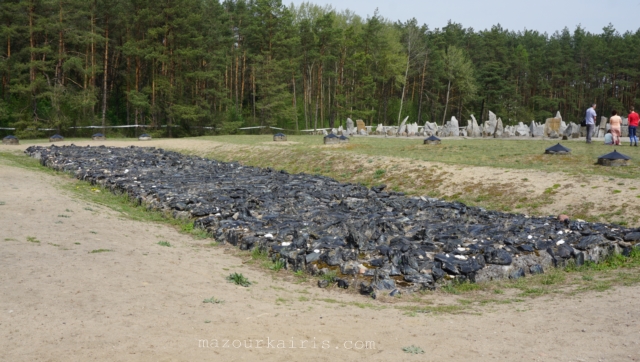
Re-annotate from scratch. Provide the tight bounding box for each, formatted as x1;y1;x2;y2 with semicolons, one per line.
23;144;638;294
484;249;513;265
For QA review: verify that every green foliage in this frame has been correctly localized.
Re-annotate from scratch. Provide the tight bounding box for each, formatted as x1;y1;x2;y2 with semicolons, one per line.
1;2;637;137
226;272;251;287
203;296;224;304
441;279;483;294
320;270;337;282
157;241;172;247
402;345;425;354
269;259;286;271
89;249;112;253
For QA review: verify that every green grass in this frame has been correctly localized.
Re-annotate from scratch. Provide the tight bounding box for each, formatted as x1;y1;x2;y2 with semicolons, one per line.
157;241;172;247
440;279;485;294
89;249;112;253
203;296;224;304
269;259;285;271
320;270;337;283
185;135;640;180
402;345;425;354
5;135;640;225
226;272;251;287
26;236;40;243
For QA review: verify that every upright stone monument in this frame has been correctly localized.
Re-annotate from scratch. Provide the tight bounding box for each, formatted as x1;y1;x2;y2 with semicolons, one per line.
544;112;562;138
494;117;504;138
483;111;498;137
467;115;482;137
424;122;438;136
356;119;366;133
514;122;530;137
442;116;459;137
397;116;409;136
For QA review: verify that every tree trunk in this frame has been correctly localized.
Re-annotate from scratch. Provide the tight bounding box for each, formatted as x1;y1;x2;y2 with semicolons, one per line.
28;1;37;124
101;15;109;134
56;1;64;85
442;79;451;126
292;70;298;131
397;52;410;125
417;53;428;123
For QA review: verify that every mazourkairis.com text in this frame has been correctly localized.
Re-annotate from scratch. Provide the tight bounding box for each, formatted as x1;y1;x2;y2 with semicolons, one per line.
198;338;375;350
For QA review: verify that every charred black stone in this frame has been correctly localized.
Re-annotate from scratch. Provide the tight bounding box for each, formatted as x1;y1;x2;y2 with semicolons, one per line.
529;264;544;274
484;249;512;265
335;278;350;289
25;144;638;293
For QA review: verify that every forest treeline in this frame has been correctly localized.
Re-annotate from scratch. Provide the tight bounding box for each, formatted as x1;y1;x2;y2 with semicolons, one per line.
1;0;639;137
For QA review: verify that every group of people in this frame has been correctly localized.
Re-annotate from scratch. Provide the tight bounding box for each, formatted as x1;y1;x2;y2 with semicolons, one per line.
584;104;639;146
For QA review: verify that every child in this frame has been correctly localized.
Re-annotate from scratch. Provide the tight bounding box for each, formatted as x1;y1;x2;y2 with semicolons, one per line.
604;130;613;145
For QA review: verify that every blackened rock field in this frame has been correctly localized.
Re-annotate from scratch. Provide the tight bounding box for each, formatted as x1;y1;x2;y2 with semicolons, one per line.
25;145;640;296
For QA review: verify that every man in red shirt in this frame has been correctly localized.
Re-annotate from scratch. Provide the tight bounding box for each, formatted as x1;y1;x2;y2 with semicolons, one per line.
628;106;639;146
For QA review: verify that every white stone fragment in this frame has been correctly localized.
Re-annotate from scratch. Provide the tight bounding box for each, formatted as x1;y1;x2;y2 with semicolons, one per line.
264;233;274;239
281;242;291;246
454;255;467;260
314;249;320;253
556;239;565;245
527;235;533;240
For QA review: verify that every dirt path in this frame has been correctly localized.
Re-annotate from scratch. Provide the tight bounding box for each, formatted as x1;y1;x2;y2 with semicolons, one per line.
1;146;640;361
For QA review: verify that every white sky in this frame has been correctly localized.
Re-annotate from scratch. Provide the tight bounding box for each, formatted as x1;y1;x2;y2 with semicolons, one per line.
288;0;639;35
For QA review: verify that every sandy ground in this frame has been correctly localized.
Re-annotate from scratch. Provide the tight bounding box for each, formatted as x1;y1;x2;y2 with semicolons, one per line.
1;140;640;361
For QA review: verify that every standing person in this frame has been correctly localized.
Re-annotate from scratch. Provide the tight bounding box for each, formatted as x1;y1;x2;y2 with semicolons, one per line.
610;110;622;145
585;103;597;143
628;106;639;146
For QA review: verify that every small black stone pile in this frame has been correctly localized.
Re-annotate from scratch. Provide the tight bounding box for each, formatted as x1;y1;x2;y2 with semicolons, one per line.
25;145;640;295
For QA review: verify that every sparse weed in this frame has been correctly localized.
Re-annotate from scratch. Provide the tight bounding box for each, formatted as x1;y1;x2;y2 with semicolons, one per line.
89;249;112;253
320;270;337;283
203;296;224;304
402;345;425;354
269;259;285;271
226;272;251;287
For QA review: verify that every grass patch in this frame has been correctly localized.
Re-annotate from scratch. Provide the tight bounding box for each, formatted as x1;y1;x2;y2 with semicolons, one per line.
440;279;484;294
203;296;224;304
89;249;112;253
402;345;425;354
157;241;172;247
26;236;40;243
269;259;285;272
226;272;251;287
320;270;337;283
